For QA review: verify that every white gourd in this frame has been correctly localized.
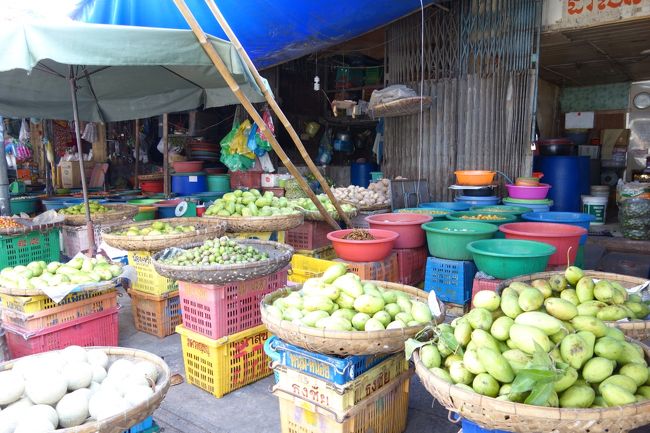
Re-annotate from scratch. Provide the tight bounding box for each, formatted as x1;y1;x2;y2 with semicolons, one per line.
13;418;54;433
133;361;159;383
86;350;109;369
56;392;89;428
62;361;93;391
24;405;59;429
107;359;133;380
25;373;67;405
91;365;107;383
61;345;87;363
123;385;154;407
0;370;24;405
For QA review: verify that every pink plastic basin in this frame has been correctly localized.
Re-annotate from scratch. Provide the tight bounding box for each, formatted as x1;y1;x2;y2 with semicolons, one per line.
499;222;587;265
506;184;551;200
365;213;433;249
327;229;399;262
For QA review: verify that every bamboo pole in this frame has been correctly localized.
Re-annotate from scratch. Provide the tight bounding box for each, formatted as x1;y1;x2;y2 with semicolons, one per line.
163;114;169;197
203;0;352;227
134;118;140;188
173;0;341;230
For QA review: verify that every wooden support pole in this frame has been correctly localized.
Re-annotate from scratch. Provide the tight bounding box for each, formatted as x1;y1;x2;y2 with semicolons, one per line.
173;0;341;230
203;0;351;227
134;119;140;188
163;114;170;197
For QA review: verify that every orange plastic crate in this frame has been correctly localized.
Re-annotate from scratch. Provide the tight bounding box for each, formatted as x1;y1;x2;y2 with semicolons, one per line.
335;253;398;282
129;289;181;338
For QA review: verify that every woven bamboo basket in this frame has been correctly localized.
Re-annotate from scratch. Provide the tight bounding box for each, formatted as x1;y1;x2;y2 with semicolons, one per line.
151;239;294;284
498;271;649;340
341;200;390;212
260;280;445;356
0;346;171;433
370;96;433;118
138;173;164;181
0;278;119;297
203;212;303;232
413;338;650;433
300;207;358;222
100;217;226;252
0;217;65;235
60;204;139;226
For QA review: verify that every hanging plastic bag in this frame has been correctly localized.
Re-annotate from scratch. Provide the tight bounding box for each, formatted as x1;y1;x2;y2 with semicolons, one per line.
317;128;333;165
18;119;29;144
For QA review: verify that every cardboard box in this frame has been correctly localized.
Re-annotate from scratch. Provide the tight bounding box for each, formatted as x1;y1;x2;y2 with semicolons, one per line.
59;161;94;188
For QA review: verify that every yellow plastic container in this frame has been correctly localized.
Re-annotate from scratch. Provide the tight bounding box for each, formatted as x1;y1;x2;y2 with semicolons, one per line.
295;246;337;261
128;251;177;296
0;289;114;314
289;255;338;283
176;324;272;398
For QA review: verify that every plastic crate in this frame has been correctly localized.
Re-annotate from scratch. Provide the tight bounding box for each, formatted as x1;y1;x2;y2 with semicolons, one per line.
265;336;391;386
289;255;339;283
335;253;398;282
273;353;408;415
1;290;118;332
176;324;271;398
232;231;285;242
128;251;178;296
471;276;503;308
5;307;119;358
178;267;287;339
0;289;114;314
275;370;411;433
444;301;470;318
229;170;262;190
395;247;427;285
461;418;512;433
295;246;336;261
129;289;181;338
286;221;331;250
0;228;60;269
61;221;122;258
424;257;477;304
124;416;154;433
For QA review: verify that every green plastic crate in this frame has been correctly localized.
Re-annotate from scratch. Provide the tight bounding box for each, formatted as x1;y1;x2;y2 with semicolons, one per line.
0;228;60;268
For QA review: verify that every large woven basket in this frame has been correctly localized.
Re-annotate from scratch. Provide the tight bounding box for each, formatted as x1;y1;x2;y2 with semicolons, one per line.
300;207;358;222
0;278;119;297
341;201;390;212
151;239;294;284
101;217;226;252
413;338;650;433
0;217;65;235
0;346;171;433
60;204;139;226
260;280;445;356
203;212;303;232
498;271;649;340
370;96;433;118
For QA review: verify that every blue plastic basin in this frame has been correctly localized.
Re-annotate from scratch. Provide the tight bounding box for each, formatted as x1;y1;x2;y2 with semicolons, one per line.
521;211;594;245
420;202;471;211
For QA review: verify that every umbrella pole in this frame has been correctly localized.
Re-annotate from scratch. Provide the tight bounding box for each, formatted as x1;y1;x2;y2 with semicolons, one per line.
163;113;170;198
68;70;96;256
134;119;140;189
204;0;352;228
174;0;341;230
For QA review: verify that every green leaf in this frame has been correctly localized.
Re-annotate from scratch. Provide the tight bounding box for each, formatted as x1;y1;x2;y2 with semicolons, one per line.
439;329;464;356
530;342;553;370
405;338;431;361
525;382;554;406
510;369;555;393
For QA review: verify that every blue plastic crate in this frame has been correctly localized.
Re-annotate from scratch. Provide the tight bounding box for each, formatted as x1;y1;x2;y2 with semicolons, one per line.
124;417;154;433
264;336;390;385
424;257;477;304
462;419;512;433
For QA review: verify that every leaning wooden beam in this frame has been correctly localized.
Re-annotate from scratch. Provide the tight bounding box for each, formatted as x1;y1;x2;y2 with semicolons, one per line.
173;0;341;230
203;0;352;227
134;118;140;188
163;113;170;197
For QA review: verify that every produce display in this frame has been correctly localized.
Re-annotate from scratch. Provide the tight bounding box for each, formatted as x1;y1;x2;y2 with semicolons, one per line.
59;201;108;215
0;257;121;290
160;236;269;266
0;346;161;431
289;195;356;218
331;180;391;208
113;221;196;237
265;264;434;331
458;214;507;221
204;189;299;217
0;218;23;229
343;229;376;241
410;266;650;409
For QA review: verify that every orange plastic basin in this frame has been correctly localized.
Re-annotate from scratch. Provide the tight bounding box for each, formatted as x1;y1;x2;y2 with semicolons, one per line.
499;222;587;266
326;229;399;262
365;213;433;248
454;170;496;186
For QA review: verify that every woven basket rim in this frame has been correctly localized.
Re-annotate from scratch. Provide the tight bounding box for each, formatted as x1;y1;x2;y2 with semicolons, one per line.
370;96;433;118
0;217;65;235
203;212;303;232
60;203;139;226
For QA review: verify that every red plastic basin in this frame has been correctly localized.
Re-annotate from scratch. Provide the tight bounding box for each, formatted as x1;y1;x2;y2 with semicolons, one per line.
173;160;204;173
327;229;399;262
505;183;551;200
365;213;433;248
499;222;587;265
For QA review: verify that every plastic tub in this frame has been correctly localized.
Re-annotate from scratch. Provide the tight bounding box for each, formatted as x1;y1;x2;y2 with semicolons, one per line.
502;197;553;212
171;172;207;195
42;198;70;211
140;179;164;193
422;221;497;260
365;213;433;249
133;206;157;221
326;229;399;262
9;197;40;214
454;170;496;186
207;174;231;192
455;195;500;206
521;212;594;244
420;202;471;211
173;160;204;173
582;195;608;225
466;239;556;279
470;205;532;221
396;208;451;219
505;183;551;200
591;185;609;198
446;211;517;226
499;222;587;265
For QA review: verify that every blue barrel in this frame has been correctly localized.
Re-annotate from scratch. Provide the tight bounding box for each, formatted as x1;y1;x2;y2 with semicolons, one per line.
171;172;207;195
521;211;595;245
578;156;590;195
420;201;470;211
534;156;583;212
350;162;376;188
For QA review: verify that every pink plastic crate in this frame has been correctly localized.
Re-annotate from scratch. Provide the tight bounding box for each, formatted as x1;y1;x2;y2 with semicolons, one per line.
178;267;288;339
471;276;504;308
286;221;331;250
395;247;427;285
4;307;119;359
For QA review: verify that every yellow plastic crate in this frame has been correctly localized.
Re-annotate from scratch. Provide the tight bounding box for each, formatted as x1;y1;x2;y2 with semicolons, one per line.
273;352;407;416
232;231;286;242
295;246;337;261
275;370;411;432
128;251;177;296
176;324;272;398
289;255;338;281
0;289;114;314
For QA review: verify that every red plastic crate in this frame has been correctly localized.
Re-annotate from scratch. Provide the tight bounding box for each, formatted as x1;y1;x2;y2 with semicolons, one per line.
395;247;427;286
286;221;331;250
471;276;504;308
4;307;119;359
335;253;399;282
229;170;262;190
178;267;288;339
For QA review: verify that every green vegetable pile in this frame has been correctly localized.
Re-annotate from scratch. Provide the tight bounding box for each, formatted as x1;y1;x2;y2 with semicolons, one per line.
161;236;269;266
204;189;299;217
288;195;356;219
114;221;196;237
59;201;108;215
409;266;650;409
0;256;121;290
265;263;434;331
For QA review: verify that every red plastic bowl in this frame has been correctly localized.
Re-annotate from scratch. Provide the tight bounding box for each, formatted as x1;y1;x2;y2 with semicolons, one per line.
365;213;433;248
173;161;204;173
327;229;399;262
140;179;164;193
499;222;587;265
505;183;551;200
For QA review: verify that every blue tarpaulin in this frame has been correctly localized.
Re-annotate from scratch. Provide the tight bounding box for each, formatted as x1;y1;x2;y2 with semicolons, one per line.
75;0;436;68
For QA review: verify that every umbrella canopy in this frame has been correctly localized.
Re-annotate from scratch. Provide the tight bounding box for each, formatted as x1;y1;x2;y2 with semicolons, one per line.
0;18;266;122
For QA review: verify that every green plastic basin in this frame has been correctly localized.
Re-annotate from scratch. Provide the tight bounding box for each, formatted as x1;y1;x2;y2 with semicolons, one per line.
397;207;451;220
128;198;161;206
447;211;517;239
9;197;40;214
134;206;157;221
422;220;498;260
466;239;556;279
470;205;532;221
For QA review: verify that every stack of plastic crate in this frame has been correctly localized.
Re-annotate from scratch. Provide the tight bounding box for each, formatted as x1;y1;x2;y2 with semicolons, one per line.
285;220;335;258
423;256;478;317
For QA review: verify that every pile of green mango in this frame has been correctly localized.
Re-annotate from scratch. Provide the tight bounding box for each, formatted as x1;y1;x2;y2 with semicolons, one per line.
0;256;121;290
204;189;299;217
413;266;650;409
288;195;356;218
59;201;109;215
265;263;434;331
114;221;196;237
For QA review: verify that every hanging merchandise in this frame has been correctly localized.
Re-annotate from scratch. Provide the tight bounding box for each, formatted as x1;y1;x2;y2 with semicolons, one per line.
317;128;333;165
81;122;98;142
246;122;272;157
219;120;255;171
18;118;29;143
